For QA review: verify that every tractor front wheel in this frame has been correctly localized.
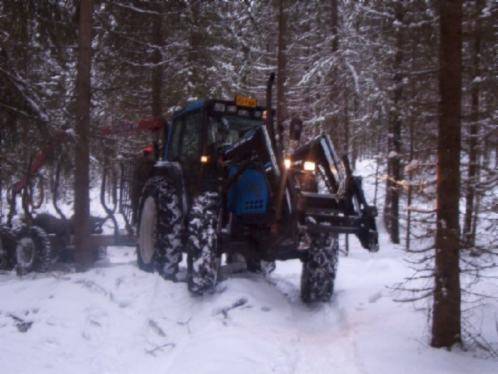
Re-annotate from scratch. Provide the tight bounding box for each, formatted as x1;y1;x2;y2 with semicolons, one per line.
187;192;221;295
300;233;339;303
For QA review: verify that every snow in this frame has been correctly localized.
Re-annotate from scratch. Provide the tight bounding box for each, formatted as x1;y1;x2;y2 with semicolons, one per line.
0;238;496;374
1;159;496;373
404;159;420;173
345;59;360;94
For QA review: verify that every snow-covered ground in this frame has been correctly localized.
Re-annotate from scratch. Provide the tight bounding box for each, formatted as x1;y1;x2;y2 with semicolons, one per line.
1;159;496;373
1;233;496;374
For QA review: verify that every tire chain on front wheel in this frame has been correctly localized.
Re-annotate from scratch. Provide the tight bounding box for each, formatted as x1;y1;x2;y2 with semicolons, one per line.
141;176;183;277
187;192;220;294
301;233;339;303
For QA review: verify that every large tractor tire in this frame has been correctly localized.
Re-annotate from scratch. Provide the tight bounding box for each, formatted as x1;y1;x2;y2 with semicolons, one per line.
15;225;53;275
300;233;339;303
136;176;183;280
0;226;17;271
187;192;221;295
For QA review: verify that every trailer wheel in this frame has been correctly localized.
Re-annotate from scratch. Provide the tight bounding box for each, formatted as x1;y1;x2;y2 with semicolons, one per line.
0;226;16;271
300;233;339;303
136;176;182;279
15;225;52;275
187;192;221;295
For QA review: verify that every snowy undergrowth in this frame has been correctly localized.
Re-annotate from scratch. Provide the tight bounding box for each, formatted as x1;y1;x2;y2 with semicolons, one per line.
357;158;498;357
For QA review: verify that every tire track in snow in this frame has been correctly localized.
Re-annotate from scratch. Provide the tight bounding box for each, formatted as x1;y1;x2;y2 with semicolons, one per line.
266;270;370;374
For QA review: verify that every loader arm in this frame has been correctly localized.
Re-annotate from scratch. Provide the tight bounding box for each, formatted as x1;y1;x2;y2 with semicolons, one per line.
291;134;379;252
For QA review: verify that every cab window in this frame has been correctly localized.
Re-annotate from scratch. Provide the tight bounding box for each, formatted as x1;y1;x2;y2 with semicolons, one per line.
168;118;183;160
179;111;202;163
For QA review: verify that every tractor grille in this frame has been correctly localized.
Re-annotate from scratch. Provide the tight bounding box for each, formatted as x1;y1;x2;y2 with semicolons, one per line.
244;199;265;212
227;167;270;216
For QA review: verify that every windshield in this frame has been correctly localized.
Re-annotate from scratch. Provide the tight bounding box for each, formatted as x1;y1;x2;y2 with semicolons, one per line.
208;115;263;146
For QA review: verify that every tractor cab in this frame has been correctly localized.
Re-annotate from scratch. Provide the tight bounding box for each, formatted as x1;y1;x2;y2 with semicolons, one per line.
164;99;265;159
163;98;271;194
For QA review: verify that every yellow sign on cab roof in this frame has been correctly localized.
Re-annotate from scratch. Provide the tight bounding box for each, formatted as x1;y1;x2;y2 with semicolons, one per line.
235;95;257;108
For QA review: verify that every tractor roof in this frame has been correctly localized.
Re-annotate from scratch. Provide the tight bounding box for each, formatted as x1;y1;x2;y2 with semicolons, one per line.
172;100;205;118
172;98;266;120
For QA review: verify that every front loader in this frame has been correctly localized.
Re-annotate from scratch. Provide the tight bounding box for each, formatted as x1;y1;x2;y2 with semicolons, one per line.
134;74;378;303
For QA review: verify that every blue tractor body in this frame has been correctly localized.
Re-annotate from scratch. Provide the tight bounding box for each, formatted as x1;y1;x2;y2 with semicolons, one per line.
227;167;271;217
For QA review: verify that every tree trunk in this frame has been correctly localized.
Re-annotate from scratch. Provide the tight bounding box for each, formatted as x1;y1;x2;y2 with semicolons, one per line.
351;94;358;170
373;119;382;207
188;1;202;97
330;0;339;52
431;0;462;349
344;90;349;157
384;5;403;244
406;30;417;252
463;0;482;247
74;0;93;270
406;115;414;251
276;0;288;152
327;0;340;140
344;90;350;255
471;156;481;247
151;5;163;118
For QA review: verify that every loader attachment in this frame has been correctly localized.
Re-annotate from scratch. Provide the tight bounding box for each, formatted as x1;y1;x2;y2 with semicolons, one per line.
291;134;379;252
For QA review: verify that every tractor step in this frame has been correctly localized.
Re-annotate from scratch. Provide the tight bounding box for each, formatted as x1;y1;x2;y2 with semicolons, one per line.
296;191;339;211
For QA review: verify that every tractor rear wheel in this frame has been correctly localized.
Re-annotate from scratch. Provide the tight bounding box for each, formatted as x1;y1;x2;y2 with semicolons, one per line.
136;176;182;279
0;226;16;271
187;192;221;295
15;225;52;275
300;233;339;303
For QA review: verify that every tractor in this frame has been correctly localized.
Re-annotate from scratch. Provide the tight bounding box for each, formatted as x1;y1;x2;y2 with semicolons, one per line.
135;74;379;303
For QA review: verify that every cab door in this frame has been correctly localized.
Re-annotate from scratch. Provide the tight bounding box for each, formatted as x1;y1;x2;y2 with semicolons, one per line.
167;110;204;191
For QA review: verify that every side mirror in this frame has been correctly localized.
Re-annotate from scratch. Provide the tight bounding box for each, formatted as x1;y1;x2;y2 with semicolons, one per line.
289;117;303;142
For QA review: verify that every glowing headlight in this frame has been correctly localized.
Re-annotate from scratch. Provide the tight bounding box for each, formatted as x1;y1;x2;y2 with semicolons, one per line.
200;155;209;163
303;161;316;172
284;158;292;169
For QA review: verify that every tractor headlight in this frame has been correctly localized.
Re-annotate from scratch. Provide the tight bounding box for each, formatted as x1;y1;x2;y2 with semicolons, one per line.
303;161;316;172
284;158;292;169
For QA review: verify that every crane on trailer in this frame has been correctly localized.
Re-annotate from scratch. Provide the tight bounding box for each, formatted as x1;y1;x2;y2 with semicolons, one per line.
0;118;163;274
